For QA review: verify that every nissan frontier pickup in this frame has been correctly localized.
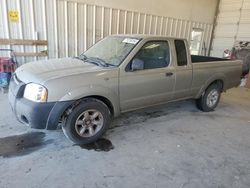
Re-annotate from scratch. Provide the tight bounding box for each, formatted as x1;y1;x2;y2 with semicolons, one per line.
8;35;242;144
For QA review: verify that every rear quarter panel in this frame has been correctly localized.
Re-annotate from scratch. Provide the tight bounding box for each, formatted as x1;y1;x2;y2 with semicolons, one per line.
191;60;242;98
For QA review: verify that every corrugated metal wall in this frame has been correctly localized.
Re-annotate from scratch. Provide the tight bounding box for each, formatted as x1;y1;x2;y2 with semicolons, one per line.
211;0;250;57
0;0;213;64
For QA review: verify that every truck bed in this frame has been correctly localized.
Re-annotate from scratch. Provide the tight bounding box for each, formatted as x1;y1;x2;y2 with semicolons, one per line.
191;57;242;96
191;55;229;63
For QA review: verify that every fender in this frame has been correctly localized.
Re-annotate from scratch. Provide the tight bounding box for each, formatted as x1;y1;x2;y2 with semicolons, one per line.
45;85;120;130
59;85;120;116
195;73;227;99
46;100;75;130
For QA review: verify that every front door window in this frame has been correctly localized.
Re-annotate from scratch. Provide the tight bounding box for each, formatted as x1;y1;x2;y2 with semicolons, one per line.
132;41;170;70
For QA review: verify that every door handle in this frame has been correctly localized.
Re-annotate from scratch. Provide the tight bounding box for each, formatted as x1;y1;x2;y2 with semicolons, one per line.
165;72;173;77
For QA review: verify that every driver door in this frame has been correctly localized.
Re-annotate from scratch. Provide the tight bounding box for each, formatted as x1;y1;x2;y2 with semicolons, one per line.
119;40;176;112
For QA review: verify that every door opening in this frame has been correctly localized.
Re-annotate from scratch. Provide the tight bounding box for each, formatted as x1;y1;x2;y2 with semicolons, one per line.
190;29;203;55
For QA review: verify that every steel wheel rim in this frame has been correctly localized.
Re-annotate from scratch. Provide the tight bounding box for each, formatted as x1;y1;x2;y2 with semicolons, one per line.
75;109;104;138
206;89;219;108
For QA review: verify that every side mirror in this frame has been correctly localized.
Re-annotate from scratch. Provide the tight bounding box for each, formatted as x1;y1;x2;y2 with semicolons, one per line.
131;58;144;71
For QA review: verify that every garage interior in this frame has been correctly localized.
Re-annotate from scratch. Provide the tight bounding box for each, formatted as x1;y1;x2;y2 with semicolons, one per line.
0;0;250;187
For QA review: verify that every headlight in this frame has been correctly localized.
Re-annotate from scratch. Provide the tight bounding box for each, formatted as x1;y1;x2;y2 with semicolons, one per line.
23;83;48;102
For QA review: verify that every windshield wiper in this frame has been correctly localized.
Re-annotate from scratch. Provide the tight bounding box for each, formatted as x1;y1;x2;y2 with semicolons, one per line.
88;57;108;67
74;55;115;67
74;54;97;65
74;55;102;67
74;54;88;61
88;57;115;67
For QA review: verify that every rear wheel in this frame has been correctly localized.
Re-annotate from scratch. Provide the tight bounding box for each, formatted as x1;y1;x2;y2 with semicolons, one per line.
62;98;111;144
243;54;250;76
196;84;221;112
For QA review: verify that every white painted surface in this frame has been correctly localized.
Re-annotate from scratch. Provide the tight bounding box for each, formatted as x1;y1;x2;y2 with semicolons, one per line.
62;0;218;23
0;0;216;64
211;0;250;57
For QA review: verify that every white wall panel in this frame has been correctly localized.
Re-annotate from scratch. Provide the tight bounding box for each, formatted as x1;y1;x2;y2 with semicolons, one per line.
217;11;240;24
219;0;242;11
211;0;250;57
0;0;213;64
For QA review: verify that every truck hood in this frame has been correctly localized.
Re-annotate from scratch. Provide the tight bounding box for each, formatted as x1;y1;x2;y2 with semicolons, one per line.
15;57;105;83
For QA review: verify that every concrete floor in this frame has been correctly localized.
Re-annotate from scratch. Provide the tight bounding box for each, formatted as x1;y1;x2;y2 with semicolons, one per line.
0;87;250;188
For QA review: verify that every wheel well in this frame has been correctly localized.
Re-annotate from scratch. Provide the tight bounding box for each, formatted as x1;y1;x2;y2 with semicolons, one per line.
208;79;224;91
85;95;114;116
60;95;114;125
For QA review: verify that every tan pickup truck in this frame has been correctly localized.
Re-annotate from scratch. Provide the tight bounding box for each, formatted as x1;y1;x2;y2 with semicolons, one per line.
8;35;242;144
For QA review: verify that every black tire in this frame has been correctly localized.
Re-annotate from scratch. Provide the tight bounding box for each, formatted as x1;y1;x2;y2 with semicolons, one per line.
196;84;221;112
242;54;250;76
62;98;111;144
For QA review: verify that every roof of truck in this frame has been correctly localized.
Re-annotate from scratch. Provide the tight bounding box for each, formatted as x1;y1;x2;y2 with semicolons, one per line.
112;34;186;40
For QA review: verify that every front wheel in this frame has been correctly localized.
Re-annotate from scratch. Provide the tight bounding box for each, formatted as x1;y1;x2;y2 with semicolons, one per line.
196;84;221;112
62;98;111;144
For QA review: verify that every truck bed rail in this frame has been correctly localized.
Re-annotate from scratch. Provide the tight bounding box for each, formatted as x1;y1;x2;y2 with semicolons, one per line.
191;55;229;63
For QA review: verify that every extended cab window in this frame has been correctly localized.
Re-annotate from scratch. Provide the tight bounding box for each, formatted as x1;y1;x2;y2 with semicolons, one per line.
133;41;170;70
175;40;188;66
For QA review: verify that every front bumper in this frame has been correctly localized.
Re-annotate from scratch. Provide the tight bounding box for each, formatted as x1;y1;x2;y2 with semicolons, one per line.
8;75;74;130
8;81;55;129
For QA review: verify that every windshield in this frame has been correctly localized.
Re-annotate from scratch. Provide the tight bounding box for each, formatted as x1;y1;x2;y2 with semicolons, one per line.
80;36;140;66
